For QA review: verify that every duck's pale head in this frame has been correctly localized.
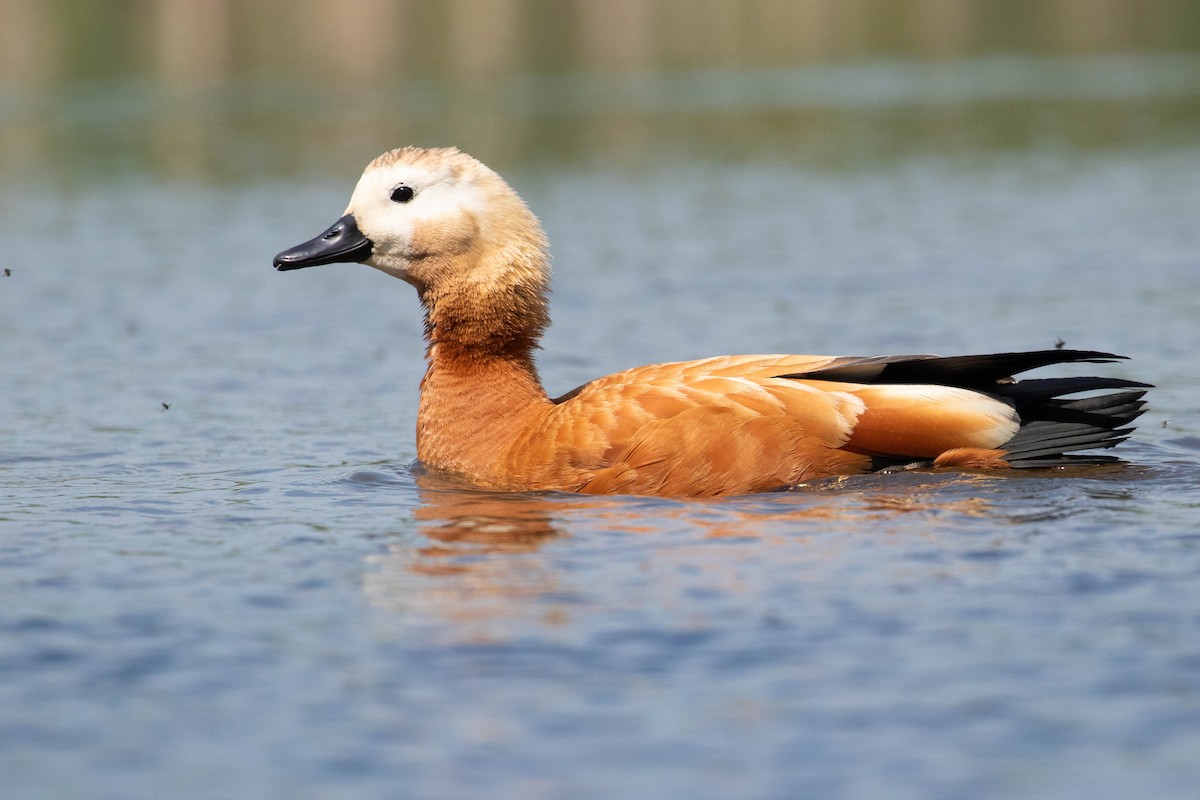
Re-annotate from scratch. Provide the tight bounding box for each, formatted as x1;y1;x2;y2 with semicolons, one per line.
273;146;548;294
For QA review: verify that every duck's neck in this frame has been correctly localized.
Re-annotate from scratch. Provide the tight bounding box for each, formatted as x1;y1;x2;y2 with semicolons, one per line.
413;262;552;483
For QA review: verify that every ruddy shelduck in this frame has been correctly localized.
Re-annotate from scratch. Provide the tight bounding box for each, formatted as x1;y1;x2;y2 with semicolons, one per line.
274;147;1149;497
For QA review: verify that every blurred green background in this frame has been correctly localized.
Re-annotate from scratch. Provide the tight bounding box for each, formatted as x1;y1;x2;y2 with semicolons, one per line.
3;0;1200;184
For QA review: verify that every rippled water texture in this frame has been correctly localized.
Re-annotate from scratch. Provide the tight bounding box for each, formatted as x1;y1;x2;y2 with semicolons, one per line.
4;11;1200;798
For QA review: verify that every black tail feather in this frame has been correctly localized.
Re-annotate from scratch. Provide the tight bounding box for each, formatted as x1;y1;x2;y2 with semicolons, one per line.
998;387;1149;467
996;376;1152;401
1004;453;1125;468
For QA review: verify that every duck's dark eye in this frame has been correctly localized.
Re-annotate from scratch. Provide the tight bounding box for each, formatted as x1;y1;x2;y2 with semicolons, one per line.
390;185;414;203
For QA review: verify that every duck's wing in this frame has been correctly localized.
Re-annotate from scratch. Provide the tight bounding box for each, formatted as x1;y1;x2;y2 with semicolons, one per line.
523;351;1148;496
539;354;1013;495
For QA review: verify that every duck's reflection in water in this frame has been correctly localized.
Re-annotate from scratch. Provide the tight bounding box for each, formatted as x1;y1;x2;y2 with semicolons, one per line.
364;474;605;638
363;470;1006;641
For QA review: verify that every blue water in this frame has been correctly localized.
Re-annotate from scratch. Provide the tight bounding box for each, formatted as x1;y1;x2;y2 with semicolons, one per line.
4;64;1200;798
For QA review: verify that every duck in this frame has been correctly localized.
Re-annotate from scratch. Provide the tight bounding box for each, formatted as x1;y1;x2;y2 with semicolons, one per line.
273;146;1149;497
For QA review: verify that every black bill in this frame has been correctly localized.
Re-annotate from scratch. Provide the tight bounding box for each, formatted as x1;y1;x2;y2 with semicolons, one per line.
273;214;373;271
